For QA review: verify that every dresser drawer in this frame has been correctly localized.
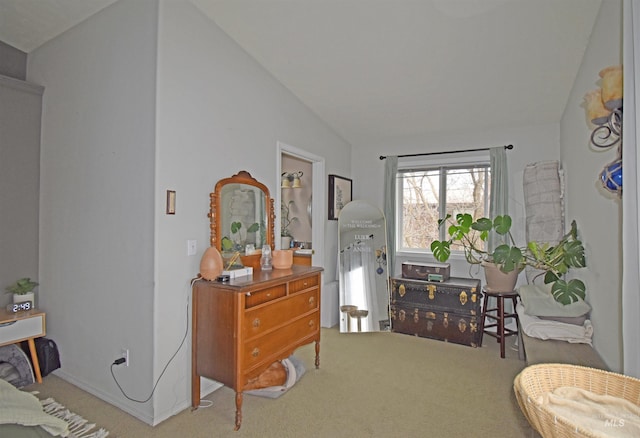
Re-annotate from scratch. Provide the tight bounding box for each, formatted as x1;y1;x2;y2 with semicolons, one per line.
243;312;319;369
243;289;318;337
245;284;287;308
289;274;319;293
0;314;45;345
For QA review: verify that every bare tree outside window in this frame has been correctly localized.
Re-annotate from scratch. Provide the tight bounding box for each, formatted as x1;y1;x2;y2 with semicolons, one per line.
398;165;490;252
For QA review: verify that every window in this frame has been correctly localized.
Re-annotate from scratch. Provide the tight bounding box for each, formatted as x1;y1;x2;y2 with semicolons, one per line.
396;154;491;253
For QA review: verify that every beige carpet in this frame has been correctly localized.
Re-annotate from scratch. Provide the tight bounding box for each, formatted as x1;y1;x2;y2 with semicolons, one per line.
26;327;537;437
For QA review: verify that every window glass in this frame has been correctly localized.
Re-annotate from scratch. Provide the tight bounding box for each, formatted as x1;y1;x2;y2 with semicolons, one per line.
397;157;490;253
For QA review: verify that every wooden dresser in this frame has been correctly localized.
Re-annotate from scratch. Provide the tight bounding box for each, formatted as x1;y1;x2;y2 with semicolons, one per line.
191;265;323;430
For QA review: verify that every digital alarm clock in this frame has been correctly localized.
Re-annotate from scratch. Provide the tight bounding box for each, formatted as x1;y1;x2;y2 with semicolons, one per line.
6;301;34;313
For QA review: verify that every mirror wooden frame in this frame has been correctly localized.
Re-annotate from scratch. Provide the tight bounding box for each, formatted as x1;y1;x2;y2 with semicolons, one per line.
209;170;275;270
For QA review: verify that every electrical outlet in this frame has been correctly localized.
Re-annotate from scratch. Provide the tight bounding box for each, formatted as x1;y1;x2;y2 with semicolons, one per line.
187;240;197;256
122;348;129;367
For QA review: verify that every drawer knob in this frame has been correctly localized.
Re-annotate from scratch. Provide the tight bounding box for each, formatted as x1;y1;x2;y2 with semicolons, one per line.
303;281;308;287
253;318;261;328
308;296;315;306
308;320;315;327
252;348;260;357
266;292;271;298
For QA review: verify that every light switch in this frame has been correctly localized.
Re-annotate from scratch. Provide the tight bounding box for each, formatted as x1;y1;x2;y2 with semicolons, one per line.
187;240;197;256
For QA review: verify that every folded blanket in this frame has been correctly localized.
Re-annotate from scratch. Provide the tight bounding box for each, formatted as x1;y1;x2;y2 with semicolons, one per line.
516;303;593;344
519;283;591;317
244;356;306;399
0;378;69;436
539;386;640;438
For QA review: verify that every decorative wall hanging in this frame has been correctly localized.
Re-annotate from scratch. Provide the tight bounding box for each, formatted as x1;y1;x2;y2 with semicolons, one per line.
328;174;352;220
583;65;623;196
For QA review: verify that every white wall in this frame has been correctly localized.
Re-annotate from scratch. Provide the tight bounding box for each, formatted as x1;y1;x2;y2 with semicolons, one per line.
27;0;158;422
351;123;560;282
25;0;351;425
154;0;351;422
26;0;351;426
560;0;623;372
0;76;42;303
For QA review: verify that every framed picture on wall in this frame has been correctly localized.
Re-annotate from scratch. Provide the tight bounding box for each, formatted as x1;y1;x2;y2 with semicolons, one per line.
328;175;352;220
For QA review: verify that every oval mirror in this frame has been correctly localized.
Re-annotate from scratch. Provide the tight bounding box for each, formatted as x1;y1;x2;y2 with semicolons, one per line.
338;200;390;333
209;171;275;270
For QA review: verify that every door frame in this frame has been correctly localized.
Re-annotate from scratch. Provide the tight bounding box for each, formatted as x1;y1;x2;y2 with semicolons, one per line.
277;141;325;268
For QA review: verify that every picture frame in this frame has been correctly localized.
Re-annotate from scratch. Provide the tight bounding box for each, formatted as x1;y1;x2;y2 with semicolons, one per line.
166;190;176;215
328;175;352;220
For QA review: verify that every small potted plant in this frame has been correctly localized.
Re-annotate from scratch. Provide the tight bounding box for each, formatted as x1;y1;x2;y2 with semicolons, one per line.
6;277;39;304
430;214;586;304
281;200;299;249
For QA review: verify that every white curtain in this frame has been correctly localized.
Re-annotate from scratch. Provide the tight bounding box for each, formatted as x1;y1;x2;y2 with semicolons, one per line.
622;0;640;378
383;156;398;275
488;146;509;252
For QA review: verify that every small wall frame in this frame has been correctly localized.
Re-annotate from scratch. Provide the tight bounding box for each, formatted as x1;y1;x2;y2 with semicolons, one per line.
166;190;176;215
328;174;352;220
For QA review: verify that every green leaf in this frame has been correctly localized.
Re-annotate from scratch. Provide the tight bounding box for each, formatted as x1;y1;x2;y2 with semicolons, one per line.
221;236;233;251
492;245;523;272
472;217;493;232
551;279;586;305
455;213;473;229
563;240;586;268
492;215;512;235
543;271;560;284
231;222;242;234
431;240;451;262
247;223;260;233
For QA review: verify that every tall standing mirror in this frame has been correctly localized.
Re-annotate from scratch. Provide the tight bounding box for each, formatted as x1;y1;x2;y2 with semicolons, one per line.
338;200;390;332
209;171;275;270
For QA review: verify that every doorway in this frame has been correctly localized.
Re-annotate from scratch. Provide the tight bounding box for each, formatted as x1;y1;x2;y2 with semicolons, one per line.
277;142;325;268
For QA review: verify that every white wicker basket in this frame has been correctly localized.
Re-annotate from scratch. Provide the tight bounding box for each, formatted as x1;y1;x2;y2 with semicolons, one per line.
514;363;640;438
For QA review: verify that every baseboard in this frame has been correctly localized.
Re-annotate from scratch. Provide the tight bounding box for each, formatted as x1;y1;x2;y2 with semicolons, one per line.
51;369;223;426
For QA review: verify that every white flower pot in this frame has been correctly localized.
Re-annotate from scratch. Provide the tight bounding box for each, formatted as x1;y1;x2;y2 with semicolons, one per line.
13;291;35;304
281;236;292;249
482;261;520;292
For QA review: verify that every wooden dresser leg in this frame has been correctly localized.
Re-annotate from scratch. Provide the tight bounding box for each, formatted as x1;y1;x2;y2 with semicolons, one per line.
315;340;320;368
191;374;201;410
234;392;243;431
27;338;42;383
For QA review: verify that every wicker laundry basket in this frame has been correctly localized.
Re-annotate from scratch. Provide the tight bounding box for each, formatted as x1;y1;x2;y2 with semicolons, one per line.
514;363;640;438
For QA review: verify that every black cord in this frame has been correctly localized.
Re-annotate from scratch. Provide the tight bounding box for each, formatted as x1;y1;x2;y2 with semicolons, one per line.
110;298;190;403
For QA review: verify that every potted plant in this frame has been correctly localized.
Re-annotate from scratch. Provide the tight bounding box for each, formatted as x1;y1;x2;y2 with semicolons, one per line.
430;214;586;305
6;277;39;304
281;200;299;249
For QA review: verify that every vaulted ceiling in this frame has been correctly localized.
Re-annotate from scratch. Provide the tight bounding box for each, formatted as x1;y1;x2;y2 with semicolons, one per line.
0;0;603;145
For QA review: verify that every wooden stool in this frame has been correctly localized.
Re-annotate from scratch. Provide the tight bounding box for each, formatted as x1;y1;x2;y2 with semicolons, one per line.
480;288;521;358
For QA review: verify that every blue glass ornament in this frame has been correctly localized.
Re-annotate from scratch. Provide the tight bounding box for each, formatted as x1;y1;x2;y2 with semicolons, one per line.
600;158;622;195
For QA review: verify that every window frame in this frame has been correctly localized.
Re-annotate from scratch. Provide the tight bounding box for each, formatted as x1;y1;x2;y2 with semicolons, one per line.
395;150;491;257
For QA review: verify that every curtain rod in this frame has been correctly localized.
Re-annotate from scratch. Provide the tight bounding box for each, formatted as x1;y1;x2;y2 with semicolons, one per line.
379;144;513;160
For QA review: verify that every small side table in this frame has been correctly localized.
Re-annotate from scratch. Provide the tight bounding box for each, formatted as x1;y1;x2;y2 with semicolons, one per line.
479;288;521;359
0;309;46;382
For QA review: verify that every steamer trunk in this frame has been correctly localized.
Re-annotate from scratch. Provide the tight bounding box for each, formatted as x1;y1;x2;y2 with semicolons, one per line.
390;276;482;347
390;303;481;347
390;277;481;316
401;261;450;282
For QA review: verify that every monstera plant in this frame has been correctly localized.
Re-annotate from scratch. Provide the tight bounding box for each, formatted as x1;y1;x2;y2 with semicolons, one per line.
430;214;587;305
